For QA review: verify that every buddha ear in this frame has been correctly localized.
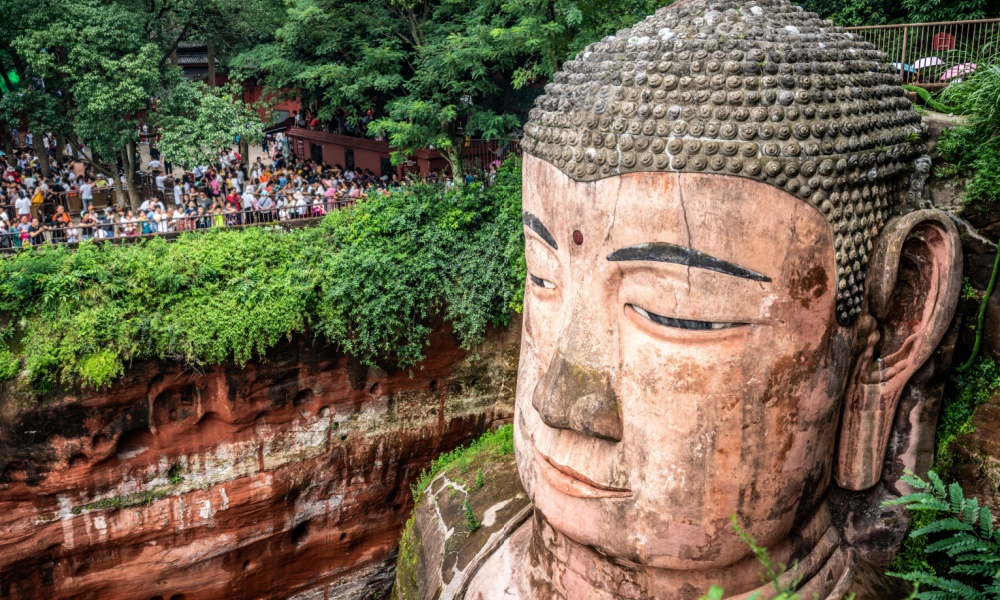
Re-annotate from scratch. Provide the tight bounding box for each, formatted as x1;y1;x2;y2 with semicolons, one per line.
835;210;963;491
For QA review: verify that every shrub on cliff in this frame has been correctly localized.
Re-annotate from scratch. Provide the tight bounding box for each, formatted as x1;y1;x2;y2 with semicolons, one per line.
938;64;1000;206
0;160;525;389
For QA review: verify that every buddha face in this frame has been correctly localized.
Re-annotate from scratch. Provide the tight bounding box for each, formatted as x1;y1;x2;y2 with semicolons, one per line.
515;154;853;569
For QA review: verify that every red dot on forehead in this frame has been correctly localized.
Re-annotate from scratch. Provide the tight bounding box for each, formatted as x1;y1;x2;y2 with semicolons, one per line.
573;230;584;245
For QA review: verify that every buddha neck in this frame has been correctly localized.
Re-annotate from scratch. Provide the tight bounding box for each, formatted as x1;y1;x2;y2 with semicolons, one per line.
518;503;850;599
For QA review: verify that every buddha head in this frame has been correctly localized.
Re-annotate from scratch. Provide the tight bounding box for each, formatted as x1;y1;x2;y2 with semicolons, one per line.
513;0;962;587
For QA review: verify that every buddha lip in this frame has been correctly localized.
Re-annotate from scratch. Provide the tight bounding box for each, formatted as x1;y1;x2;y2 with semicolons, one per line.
535;448;632;499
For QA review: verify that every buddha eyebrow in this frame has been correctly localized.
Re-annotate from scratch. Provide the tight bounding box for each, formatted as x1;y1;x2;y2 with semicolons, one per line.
606;243;771;282
522;211;558;250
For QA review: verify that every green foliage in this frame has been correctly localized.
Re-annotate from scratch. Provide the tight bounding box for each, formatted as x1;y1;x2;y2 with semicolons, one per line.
0;161;525;390
697;517;825;600
491;0;674;89
410;424;514;503
935;357;1000;472
167;463;184;486
892;358;1000;580
71;488;169;514
463;499;481;532
953;249;1000;373
731;516;802;599
475;468;485;489
903;85;961;115
935;66;1000;210
942;67;1000;135
234;0;677;173
797;0;997;26
154;81;263;169
0;326;19;380
961;278;978;301
697;586;725;600
886;472;1000;598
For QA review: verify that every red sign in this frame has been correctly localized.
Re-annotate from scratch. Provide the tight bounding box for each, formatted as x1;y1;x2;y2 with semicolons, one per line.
932;32;956;51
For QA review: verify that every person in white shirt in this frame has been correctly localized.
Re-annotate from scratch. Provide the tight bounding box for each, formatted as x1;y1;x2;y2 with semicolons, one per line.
241;189;256;224
139;198;164;214
294;192;308;218
154;208;169;233
80;180;94;210
171;206;185;231
173;182;183;206
15;194;32;219
155;173;167;191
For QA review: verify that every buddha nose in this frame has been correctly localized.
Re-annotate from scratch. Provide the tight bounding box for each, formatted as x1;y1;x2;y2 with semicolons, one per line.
531;350;622;442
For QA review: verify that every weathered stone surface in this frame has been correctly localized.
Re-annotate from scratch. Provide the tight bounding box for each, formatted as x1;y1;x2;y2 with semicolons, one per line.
0;319;519;600
393;447;528;600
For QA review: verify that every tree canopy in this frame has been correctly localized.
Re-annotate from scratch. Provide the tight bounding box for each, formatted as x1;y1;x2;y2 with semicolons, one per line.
798;0;998;26
231;0;673;175
0;0;274;206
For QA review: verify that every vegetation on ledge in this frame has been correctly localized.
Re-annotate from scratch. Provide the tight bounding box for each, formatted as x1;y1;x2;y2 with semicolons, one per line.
0;161;525;390
410;424;514;503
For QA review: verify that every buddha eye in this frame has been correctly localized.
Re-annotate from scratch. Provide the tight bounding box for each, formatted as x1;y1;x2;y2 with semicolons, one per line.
530;274;556;289
629;304;744;331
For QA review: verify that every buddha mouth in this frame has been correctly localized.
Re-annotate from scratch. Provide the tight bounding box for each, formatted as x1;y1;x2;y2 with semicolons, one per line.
535;448;632;499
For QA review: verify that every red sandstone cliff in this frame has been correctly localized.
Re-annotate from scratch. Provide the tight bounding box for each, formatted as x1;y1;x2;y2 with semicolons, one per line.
0;320;519;599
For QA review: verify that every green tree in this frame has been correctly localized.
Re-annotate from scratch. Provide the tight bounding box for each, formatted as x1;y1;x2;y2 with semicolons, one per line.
798;0;997;26
155;81;263;169
233;0;518;177
0;0;276;207
233;0;675;177
490;0;674;88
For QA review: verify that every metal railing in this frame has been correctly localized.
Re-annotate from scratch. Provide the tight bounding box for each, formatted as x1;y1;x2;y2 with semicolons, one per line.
846;19;1000;88
461;138;522;175
0;201;355;252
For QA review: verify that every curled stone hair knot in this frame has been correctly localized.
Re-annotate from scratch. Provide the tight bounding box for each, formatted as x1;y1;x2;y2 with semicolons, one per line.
522;0;928;325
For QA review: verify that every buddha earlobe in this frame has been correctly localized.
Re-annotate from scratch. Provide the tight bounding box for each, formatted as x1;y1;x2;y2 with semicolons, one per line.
835;210;963;491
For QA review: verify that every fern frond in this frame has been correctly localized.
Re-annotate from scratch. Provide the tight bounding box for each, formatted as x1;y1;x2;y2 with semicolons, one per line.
912;518;975;537
950;563;999;577
887;492;949;509
949;483;966;515
900;472;932;490
944;539;988;558
928;471;947;497
924;532;981;554
979;507;994;539
960;497;980;526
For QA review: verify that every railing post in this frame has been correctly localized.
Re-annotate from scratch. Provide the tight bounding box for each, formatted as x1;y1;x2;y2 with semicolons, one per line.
900;24;909;76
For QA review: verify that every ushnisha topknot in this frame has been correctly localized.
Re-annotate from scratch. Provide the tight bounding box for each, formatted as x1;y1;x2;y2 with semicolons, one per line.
522;0;927;326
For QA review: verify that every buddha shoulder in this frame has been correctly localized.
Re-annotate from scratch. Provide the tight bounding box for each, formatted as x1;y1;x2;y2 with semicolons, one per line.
392;438;530;600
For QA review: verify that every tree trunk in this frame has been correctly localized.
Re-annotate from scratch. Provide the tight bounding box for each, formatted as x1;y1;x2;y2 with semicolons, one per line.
240;137;250;166
32;132;51;178
207;43;216;88
56;133;67;162
0;125;14;158
443;144;464;184
110;168;128;208
170;48;179;66
122;143;141;211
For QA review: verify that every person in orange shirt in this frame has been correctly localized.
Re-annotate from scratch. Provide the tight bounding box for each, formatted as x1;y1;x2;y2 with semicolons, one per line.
48;205;72;243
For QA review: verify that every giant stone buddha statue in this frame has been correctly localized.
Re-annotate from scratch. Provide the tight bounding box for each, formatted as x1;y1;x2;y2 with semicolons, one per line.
405;0;964;598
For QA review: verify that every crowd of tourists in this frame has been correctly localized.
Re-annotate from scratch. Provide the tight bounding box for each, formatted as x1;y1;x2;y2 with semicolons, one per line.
0;131;465;249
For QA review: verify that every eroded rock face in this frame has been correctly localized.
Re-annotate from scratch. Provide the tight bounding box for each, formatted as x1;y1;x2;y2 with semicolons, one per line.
948;393;1000;514
0;321;519;600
